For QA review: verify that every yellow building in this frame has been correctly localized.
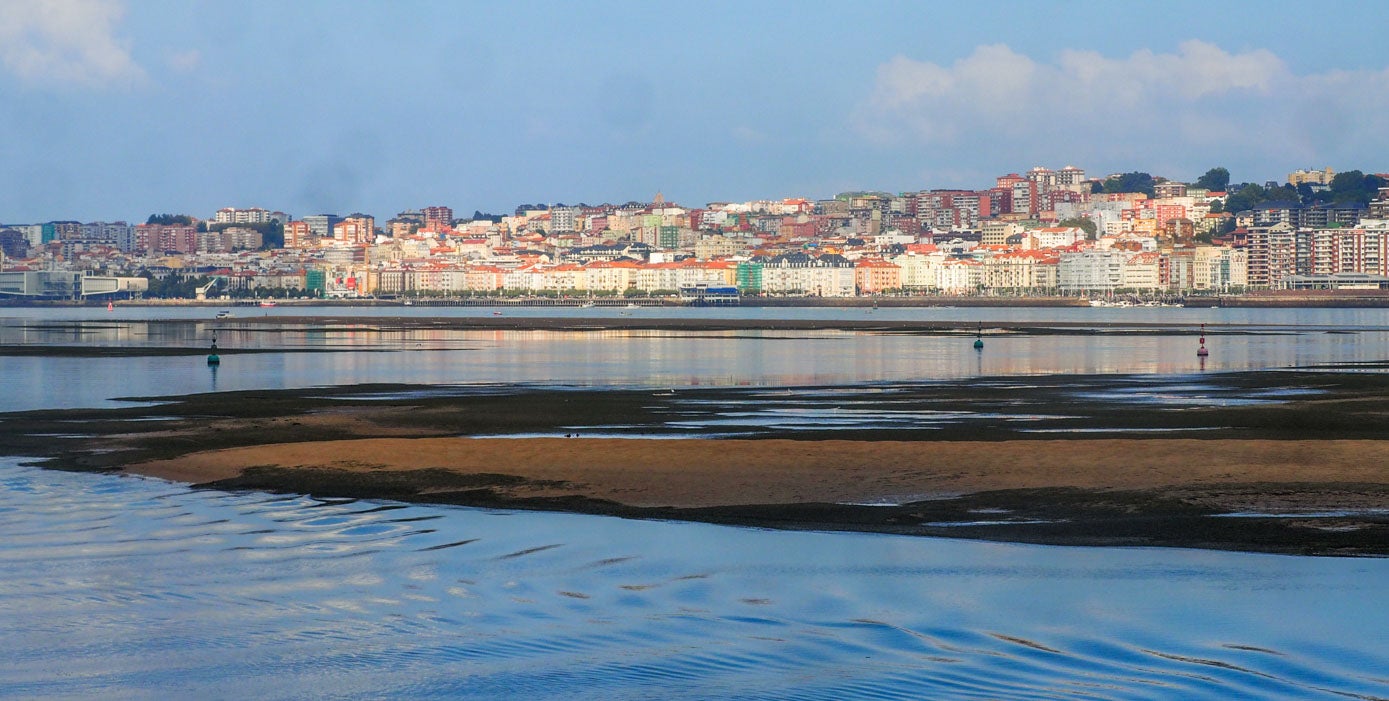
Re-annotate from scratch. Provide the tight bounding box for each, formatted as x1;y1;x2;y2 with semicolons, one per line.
1288;168;1335;186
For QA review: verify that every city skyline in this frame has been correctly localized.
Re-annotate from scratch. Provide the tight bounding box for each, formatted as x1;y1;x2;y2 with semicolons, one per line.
2;1;1388;222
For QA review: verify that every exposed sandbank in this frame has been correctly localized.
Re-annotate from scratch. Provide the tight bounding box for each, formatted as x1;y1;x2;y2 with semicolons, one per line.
129;437;1389;510
8;369;1389;555
123;435;1389;557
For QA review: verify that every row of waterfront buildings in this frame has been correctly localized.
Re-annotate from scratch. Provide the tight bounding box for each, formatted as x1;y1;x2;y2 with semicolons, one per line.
4;166;1389;300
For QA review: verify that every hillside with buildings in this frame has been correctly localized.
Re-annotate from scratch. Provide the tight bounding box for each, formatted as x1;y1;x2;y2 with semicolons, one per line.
3;166;1388;302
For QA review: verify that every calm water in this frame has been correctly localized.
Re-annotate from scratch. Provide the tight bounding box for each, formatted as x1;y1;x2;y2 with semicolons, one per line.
1;305;1387;411
3;306;1389;698
3;459;1387;700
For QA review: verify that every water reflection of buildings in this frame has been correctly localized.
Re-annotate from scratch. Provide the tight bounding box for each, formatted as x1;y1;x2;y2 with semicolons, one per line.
8;317;1389;387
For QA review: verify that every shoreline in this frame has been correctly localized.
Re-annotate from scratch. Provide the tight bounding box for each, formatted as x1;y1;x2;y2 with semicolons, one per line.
9;290;1389;309
0;313;1330;347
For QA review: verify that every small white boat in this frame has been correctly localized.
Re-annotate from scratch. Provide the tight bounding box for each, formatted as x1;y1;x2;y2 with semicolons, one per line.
216;310;232;319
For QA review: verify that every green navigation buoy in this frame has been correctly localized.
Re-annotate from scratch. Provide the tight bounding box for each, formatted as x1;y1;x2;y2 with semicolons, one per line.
207;334;221;366
973;322;984;350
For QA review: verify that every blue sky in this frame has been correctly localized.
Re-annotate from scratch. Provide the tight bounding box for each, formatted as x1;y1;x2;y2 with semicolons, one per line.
2;0;1387;223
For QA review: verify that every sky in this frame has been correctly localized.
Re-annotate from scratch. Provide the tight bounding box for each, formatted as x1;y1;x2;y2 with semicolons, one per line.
2;0;1388;224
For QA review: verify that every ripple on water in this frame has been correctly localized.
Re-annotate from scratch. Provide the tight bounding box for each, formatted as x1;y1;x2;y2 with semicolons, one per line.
1;460;1387;700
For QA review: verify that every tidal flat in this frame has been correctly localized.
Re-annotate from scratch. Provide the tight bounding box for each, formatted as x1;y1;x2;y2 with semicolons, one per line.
7;366;1389;556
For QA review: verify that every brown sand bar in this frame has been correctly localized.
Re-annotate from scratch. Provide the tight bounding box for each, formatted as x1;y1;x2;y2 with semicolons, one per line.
11;368;1389;555
123;435;1389;556
131;437;1389;509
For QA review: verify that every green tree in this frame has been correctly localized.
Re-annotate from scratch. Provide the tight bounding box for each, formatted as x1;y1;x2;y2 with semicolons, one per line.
264;220;284;248
139;273;215;299
1296;183;1322;205
146;213;195;226
1058;217;1097;238
1328;170;1386;204
1223;183;1267;214
1194;167;1230;192
206;220;285;248
1102;172;1156;197
1265;184;1299;202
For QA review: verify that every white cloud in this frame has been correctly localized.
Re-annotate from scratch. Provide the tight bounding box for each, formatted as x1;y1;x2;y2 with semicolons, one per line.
854;40;1389;176
167;49;201;75
0;0;146;88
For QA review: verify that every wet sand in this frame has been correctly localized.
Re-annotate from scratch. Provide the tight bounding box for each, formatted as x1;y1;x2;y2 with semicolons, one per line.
3;366;1386;556
116;433;1389;557
131;436;1389;510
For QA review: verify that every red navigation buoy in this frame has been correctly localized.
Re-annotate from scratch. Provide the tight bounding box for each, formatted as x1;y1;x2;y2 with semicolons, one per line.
1197;324;1209;357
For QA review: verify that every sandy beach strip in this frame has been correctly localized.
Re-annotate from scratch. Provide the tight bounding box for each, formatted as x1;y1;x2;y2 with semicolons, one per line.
128;437;1389;509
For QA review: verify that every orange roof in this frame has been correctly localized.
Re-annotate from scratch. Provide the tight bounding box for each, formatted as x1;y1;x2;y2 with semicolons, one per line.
994;249;1052;260
855;258;898;268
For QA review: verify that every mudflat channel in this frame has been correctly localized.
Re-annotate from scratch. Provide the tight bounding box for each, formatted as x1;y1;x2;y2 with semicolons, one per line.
6;365;1389;556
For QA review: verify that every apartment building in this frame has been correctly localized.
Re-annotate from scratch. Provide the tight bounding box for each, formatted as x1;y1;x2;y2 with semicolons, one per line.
1058;250;1127;292
1288;168;1335;186
302;214;340;240
212;207;282;225
422;206;453;231
1246;223;1297;287
854;258;902;294
284;221;311;248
